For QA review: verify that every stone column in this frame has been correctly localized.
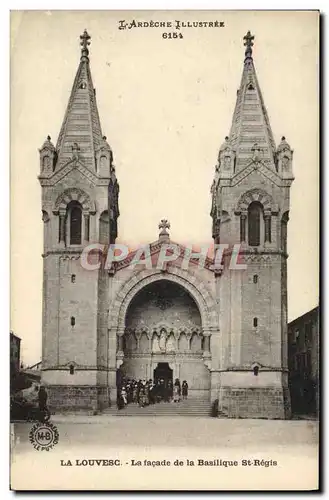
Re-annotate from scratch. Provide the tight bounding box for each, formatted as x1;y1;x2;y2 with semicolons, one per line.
203;329;214;401
84;213;90;241
117;328;125;356
240;213;247;243
107;327;118;407
264;212;271;243
148;360;153;380
59;210;66;243
174;331;180;352
203;332;211;355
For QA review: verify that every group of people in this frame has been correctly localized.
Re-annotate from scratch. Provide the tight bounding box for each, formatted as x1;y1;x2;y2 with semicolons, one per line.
117;378;189;409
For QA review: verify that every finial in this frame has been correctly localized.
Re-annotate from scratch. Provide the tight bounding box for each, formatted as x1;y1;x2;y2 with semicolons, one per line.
158;219;170;241
80;29;91;61
243;30;255;60
219;135;230;153
40;135;55;152
277;136;291;153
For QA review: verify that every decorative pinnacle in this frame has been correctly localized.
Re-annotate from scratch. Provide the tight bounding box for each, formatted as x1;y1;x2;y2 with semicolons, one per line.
80;29;91;61
158;219;170;240
243;30;255;60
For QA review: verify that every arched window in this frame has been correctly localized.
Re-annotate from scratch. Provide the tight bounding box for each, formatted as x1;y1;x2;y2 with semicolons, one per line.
43;155;50;169
248;202;262;246
67;201;82;245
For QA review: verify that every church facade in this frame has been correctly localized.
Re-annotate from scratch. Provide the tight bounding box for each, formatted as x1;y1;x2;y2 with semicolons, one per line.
39;30;294;418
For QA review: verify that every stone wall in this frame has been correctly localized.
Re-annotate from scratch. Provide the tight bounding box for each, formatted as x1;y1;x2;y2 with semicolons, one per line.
218;386;290;419
46;385;110;412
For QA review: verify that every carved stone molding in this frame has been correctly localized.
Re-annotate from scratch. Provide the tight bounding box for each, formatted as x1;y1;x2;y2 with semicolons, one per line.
60;255;81;262
53;187;96;215
235;188;276;214
123;326;204;356
108;268;218;331
115;240;214;272
126;325;202;337
39;159;95;187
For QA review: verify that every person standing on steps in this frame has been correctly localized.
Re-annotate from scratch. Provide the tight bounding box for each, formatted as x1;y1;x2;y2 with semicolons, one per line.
173;378;181;403
121;386;127;406
182;380;188;400
167;379;173;402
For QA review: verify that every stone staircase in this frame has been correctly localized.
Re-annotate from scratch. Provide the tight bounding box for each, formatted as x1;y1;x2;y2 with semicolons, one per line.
102;398;211;417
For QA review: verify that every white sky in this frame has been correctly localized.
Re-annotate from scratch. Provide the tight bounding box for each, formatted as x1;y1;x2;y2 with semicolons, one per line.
10;10;319;365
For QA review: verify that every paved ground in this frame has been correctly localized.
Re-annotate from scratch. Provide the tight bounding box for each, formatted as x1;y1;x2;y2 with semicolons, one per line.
11;417;319;491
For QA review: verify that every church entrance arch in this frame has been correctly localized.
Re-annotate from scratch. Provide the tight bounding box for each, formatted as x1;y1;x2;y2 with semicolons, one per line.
115;277;212;398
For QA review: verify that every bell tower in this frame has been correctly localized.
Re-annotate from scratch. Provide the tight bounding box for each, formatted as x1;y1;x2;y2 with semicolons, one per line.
38;30;119;411
211;32;294;418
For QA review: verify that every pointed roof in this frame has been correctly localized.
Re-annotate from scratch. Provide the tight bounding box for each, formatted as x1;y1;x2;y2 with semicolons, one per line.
55;30;103;171
226;31;277;171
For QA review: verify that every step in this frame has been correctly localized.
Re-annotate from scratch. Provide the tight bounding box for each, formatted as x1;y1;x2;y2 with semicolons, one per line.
103;399;211;417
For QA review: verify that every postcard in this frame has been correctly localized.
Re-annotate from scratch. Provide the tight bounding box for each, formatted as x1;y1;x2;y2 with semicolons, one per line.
10;10;319;491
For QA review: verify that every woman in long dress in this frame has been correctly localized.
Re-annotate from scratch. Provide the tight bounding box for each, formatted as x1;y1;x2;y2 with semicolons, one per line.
182;380;188;400
121;386;128;406
173;384;180;403
133;382;138;403
139;385;147;407
174;378;181;401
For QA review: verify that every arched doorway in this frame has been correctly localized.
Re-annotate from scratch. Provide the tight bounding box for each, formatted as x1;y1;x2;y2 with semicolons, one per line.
154;362;173;385
119;279;211;398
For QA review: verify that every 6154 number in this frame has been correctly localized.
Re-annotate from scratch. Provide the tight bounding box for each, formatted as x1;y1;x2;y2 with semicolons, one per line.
162;32;184;39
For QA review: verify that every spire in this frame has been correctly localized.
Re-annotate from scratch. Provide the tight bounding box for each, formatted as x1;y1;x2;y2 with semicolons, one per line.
55;29;105;172
220;31;277;173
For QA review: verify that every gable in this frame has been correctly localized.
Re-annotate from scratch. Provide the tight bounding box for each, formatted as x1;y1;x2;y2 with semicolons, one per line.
115;241;215;274
231;160;281;188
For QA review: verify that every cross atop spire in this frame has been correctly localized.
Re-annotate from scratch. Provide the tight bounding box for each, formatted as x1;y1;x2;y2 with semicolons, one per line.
80;29;91;61
243;30;254;60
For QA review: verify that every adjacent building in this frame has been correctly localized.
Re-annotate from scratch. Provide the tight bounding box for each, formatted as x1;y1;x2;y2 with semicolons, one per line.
288;306;319;416
10;331;21;374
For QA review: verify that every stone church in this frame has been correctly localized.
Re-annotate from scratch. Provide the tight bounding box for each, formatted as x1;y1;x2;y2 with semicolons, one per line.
38;30;294;418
